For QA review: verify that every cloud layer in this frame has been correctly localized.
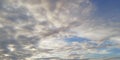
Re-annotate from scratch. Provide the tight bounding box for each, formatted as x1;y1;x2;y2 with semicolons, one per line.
0;0;120;60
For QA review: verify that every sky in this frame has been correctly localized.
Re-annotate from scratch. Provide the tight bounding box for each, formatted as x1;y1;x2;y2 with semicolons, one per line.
0;0;120;60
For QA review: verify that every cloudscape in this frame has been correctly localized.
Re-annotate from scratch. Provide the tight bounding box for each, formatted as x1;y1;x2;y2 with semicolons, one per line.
0;0;120;60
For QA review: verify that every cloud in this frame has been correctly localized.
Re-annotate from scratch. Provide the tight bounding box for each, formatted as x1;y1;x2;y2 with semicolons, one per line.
0;0;120;60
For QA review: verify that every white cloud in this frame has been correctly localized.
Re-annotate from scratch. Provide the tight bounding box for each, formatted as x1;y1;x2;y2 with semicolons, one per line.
110;36;120;42
38;38;67;49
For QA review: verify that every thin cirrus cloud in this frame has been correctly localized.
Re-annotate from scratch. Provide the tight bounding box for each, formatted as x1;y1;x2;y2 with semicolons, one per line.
0;0;120;60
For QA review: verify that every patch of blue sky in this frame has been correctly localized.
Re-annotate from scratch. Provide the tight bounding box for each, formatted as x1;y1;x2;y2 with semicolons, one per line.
87;54;109;59
86;48;120;59
64;36;90;43
109;48;120;54
91;0;120;16
90;0;120;23
64;36;101;49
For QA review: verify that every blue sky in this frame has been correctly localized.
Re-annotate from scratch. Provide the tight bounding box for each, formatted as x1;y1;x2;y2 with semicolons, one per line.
92;0;120;58
90;0;120;28
91;0;120;17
